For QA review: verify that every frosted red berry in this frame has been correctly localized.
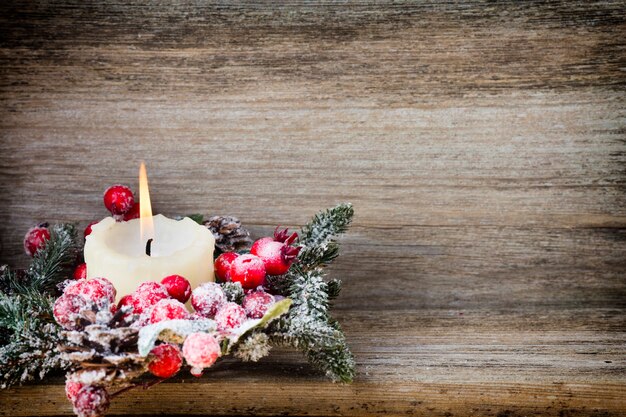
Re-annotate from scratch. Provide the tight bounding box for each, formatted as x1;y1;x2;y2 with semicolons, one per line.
150;299;190;323
116;294;135;317
214;301;247;331
131;281;169;314
53;294;88;330
122;202;140;221
84;221;98;239
191;282;226;318
229;254;266;289
214;252;239;282
182;332;220;376
148;343;183;378
242;290;275;319
72;386;110;417
64;277;116;308
250;228;301;276
23;226;50;257
73;263;87;280
160;275;191;303
65;379;83;402
103;185;134;216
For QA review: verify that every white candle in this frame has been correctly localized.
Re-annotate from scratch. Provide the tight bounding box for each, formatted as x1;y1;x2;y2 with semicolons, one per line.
84;163;215;300
84;215;215;300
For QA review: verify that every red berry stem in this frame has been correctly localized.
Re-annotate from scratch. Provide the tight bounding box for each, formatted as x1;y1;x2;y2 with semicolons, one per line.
109;378;164;399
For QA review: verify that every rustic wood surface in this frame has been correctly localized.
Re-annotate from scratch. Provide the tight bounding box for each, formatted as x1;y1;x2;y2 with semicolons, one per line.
1;1;625;416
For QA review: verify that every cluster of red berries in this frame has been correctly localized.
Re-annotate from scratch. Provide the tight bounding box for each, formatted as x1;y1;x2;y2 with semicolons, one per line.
214;227;301;289
122;276;275;378
53;277;117;330
56;270;276;384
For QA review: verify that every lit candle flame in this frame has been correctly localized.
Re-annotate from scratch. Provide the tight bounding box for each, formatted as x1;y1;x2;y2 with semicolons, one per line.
139;162;154;244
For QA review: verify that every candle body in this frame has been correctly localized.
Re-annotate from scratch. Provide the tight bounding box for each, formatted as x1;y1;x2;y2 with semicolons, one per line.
85;215;215;300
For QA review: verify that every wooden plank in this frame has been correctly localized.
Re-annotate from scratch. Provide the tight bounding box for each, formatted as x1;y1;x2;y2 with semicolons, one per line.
0;1;625;416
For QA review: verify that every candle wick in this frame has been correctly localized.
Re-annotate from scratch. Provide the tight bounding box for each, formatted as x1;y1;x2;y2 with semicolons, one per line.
146;238;153;256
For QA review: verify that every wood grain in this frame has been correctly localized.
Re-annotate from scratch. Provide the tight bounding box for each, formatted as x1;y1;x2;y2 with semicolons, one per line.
0;1;625;416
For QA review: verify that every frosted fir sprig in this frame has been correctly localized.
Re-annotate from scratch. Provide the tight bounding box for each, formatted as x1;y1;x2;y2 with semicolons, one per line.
297;203;353;270
267;204;356;382
0;223;79;388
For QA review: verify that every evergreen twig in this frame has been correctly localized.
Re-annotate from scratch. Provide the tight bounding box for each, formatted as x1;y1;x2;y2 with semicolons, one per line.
268;204;356;382
297;203;353;270
0;223;79;388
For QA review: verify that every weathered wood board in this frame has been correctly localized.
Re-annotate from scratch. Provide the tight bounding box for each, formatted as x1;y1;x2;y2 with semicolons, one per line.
0;1;625;416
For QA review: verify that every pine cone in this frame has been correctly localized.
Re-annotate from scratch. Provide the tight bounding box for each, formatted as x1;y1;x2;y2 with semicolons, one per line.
59;303;146;389
204;216;251;253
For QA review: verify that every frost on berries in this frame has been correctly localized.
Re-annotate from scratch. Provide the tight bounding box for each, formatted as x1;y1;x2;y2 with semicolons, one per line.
214;302;246;331
191;282;226;318
182;332;221;375
150;299;190;323
243;291;275;319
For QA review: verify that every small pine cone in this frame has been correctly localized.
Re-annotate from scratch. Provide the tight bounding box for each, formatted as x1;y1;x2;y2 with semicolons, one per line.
203;216;251;253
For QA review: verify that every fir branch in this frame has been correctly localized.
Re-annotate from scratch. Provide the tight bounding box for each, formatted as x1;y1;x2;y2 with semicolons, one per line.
287;267;330;321
305;339;356;383
0;293;68;388
298;203;353;270
269;259;355;382
0;223;79;388
25;223;80;295
326;279;342;300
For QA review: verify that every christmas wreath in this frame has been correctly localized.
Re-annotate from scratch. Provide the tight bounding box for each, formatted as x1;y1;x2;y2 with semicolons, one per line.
0;184;355;417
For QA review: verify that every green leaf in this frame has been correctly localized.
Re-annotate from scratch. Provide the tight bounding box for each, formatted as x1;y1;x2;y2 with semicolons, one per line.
186;214;204;224
137;318;216;356
224;298;292;352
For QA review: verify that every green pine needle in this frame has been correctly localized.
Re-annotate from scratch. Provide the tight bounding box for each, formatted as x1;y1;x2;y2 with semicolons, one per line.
268;204;356;383
298;203;353;270
0;223;78;388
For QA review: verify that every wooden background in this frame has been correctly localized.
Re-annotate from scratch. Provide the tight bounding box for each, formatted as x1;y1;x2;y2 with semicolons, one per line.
1;1;625;416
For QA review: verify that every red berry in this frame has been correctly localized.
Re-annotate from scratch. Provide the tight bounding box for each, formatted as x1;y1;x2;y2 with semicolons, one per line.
214;252;239;282
160;275;191;303
84;221;98;239
229;254;266;289
131;281;169;315
64;277;116;308
65;379;83;402
150;299;190;323
122;202;140;221
73;263;87;280
117;294;134;309
250;228;302;276
242;291;275;319
103;185;134;215
117;294;135;317
214;301;246;331
23;226;50;257
191;282;226;318
72;386;110;417
148;343;183;378
53;294;88;330
182;332;220;376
